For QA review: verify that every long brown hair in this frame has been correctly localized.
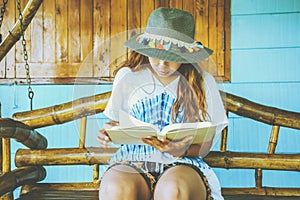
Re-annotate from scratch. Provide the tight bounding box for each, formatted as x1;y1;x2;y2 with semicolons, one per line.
114;51;208;122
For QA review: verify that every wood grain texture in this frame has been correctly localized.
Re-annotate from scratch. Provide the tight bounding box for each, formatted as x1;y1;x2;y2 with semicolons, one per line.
0;0;230;83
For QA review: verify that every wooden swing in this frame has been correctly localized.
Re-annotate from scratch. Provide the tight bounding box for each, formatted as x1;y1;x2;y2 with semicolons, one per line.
0;0;299;199
0;91;300;200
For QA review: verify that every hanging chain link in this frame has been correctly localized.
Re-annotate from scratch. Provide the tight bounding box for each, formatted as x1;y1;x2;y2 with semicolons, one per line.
17;0;34;110
0;0;8;42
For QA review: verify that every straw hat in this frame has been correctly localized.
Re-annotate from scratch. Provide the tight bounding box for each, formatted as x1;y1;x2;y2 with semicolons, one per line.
124;7;213;63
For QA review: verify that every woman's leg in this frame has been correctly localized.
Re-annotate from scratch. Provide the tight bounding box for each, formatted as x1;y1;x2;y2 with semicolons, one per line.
153;165;208;200
99;164;151;200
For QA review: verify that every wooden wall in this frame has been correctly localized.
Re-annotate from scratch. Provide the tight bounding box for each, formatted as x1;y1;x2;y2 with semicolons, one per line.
0;0;230;84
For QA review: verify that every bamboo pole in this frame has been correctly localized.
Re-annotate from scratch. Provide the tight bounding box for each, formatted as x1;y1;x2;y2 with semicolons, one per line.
15;147;118;167
0;0;43;61
13;92;111;129
79;117;87;148
268;125;280;153
222;187;300;196
1;139;12;199
255;125;281;189
93;164;99;183
12;91;300;131
15;149;300;171
1;139;10;173
20;182;99;196
220;127;228;152
0;118;47;149
203;151;300;171
220;91;300;129
0;105;11;200
0;166;46;196
255;169;262;188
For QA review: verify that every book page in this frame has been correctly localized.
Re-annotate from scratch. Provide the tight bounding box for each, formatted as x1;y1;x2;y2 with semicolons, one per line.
106;127;157;144
119;110;158;131
160;122;212;135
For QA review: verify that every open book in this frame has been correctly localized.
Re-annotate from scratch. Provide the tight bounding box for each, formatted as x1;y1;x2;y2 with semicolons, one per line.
106;111;217;145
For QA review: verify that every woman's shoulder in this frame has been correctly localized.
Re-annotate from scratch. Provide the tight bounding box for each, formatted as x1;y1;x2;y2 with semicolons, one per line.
114;67;131;81
116;67;149;80
113;67;150;86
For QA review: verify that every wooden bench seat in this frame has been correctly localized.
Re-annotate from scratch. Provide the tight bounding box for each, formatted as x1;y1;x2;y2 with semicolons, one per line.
15;183;300;200
1;91;300;199
16;190;300;200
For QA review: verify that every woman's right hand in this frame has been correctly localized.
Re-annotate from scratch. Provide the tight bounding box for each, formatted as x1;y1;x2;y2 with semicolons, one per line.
97;120;119;147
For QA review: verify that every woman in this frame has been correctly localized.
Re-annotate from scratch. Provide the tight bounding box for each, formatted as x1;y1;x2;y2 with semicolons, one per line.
97;7;228;200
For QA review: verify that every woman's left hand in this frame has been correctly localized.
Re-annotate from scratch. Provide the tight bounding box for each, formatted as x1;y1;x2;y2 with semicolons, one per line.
141;135;194;158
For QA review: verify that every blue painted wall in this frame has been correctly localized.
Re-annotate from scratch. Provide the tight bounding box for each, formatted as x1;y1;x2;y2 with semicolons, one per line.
0;0;299;197
216;0;300;188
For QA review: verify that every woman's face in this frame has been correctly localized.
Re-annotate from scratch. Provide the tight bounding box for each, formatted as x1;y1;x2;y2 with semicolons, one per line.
148;57;182;77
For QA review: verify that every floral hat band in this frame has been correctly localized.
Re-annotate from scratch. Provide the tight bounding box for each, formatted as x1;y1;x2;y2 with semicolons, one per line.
124;7;213;63
136;32;204;53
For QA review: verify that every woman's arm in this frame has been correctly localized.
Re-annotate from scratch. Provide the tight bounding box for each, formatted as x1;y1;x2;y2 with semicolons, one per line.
141;135;212;158
185;141;213;158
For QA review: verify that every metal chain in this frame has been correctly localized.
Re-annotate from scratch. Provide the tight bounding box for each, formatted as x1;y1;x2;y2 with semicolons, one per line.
17;0;34;110
0;0;8;42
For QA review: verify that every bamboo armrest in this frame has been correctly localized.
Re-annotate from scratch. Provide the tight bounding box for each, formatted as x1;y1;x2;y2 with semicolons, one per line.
13;91;300;130
0;166;46;196
220;91;300;130
0;118;47;149
12;92;111;129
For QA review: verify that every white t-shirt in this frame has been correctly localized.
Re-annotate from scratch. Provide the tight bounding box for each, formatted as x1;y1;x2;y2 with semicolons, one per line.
104;67;228;134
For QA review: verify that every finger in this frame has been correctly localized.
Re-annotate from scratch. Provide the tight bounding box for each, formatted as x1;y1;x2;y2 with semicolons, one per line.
98;130;111;142
182;135;194;144
96;137;110;147
141;137;152;145
160;138;170;145
142;137;164;149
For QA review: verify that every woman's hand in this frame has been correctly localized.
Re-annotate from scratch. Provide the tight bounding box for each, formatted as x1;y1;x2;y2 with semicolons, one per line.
141;135;194;158
97;120;119;147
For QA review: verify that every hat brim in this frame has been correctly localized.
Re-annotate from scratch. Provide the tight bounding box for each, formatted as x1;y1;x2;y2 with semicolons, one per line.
124;33;213;63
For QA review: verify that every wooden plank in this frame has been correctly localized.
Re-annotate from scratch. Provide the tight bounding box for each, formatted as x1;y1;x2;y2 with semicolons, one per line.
216;0;225;76
183;0;195;15
170;0;183;9
207;0;218;75
223;0;230;82
30;1;43;62
0;52;4;78
141;0;154;28
110;0;127;74
128;0;141;39
43;0;55;63
68;0;80;62
55;0;68;62
195;0;209;46
79;0;93;78
0;0;16;78
155;0;169;8
15;63;91;78
16;0;32;63
80;0;93;62
93;0;110;77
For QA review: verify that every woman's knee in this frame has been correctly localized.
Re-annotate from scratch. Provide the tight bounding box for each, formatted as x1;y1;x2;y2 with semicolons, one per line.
154;178;189;199
154;165;207;200
99;165;151;200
